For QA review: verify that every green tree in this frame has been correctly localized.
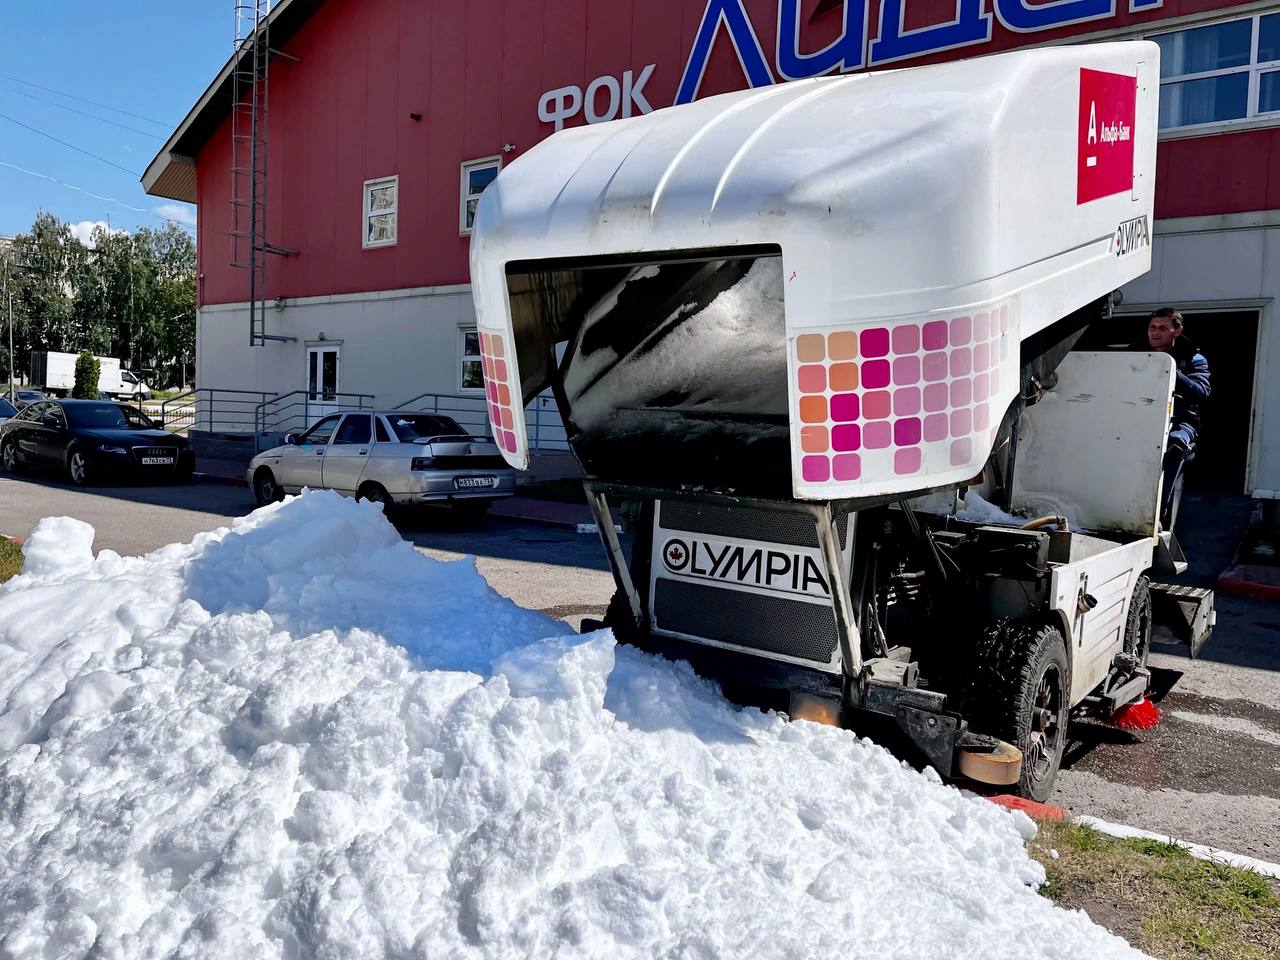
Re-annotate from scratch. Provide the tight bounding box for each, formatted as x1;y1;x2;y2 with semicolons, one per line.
73;349;100;399
135;223;196;387
13;213;86;356
6;213;195;390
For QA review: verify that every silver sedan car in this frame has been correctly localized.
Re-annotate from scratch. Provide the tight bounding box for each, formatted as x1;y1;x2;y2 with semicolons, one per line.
247;410;516;515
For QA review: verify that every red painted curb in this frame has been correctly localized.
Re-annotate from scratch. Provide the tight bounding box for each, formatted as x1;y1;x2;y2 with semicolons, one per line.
987;795;1069;821
2;534;24;546
1216;574;1280;602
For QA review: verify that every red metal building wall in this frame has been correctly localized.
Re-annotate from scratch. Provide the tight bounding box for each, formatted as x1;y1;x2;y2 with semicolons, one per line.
196;0;1272;305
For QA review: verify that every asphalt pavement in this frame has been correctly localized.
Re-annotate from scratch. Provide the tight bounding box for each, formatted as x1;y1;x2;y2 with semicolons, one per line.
1052;492;1280;861
1;471;1277;860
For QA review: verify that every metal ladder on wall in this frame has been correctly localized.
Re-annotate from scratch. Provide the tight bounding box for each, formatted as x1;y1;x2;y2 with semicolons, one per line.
230;0;297;346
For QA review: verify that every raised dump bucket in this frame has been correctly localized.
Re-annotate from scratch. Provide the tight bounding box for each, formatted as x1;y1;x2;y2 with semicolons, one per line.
506;248;791;497
470;42;1160;503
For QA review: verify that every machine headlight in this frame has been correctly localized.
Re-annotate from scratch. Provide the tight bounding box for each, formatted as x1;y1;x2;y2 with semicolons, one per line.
410;457;434;471
99;445;127;455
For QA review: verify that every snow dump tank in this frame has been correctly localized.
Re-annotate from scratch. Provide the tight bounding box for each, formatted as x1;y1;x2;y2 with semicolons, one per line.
470;42;1159;501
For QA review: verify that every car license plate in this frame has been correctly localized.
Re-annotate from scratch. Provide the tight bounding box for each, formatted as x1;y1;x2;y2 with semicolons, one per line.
455;476;495;489
142;457;174;466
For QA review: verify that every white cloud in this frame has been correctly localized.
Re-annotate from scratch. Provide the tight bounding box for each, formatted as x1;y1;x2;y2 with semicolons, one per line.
154;203;197;228
68;220;126;247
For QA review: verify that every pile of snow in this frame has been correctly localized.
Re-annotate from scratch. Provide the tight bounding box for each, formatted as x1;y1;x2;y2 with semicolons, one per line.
955;490;1032;527
0;492;1143;958
956;491;1082;532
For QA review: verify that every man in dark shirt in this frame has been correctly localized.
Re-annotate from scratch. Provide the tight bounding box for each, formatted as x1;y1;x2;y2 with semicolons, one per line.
1137;308;1210;529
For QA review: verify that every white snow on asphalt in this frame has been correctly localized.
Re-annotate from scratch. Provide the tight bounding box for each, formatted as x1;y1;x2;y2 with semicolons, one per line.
0;492;1146;959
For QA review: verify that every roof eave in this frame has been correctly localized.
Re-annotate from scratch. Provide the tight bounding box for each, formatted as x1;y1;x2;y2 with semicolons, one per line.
143;153;197;204
140;0;321;204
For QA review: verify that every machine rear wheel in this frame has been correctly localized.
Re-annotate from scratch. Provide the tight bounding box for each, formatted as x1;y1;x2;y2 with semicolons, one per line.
1123;575;1153;671
963;620;1069;802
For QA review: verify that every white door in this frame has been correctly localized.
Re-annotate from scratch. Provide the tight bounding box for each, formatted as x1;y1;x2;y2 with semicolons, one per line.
307;346;341;425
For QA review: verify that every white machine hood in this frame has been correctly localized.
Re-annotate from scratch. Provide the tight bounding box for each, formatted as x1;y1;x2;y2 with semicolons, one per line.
470;42;1159;500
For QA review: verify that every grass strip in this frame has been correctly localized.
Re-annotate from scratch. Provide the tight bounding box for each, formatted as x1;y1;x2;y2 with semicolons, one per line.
0;537;22;584
1030;819;1280;960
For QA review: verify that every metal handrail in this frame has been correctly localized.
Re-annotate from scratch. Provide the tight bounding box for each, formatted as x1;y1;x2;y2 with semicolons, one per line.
253;389;376;451
391;390;569;452
157;387;276;435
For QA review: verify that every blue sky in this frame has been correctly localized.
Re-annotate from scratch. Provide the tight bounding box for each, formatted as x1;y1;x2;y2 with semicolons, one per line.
0;1;227;241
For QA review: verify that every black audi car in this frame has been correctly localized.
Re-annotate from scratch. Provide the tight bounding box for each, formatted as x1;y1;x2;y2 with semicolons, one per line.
0;398;194;485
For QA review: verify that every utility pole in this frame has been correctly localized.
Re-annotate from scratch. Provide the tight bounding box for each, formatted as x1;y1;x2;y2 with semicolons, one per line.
2;250;13;403
127;233;134;370
6;288;12;404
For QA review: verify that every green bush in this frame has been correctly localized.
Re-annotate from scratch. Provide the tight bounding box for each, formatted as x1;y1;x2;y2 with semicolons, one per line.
72;350;100;399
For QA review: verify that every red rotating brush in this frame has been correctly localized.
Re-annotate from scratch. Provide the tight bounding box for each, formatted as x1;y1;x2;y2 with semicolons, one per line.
1111;697;1162;731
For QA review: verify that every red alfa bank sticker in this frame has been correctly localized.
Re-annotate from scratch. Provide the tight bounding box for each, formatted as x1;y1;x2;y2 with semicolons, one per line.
1077;68;1137;205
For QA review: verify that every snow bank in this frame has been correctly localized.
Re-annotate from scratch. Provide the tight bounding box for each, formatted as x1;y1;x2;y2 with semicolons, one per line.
0;492;1144;959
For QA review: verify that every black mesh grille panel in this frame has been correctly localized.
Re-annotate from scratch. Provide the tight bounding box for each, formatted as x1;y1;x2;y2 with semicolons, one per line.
658;501;847;549
653;578;839;665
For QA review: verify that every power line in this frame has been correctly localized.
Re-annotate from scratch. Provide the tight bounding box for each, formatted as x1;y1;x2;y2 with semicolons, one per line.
0;159;196;234
0;112;139;177
0;73;173;129
1;87;164;140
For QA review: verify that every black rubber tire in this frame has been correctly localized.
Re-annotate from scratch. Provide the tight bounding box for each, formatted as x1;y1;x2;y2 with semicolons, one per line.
602;590;644;645
1;440;20;474
1123;575;1153;671
358;482;393;514
67;447;93;487
963;620;1070;802
253;467;282;506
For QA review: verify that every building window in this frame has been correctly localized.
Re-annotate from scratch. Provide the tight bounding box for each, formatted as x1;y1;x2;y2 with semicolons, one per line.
1152;13;1280;129
460;328;484;390
363;176;398;248
460;157;501;234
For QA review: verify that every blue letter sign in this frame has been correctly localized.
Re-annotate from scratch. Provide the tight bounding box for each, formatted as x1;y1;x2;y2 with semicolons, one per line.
995;0;1116;33
870;0;992;65
775;0;867;79
675;0;775;104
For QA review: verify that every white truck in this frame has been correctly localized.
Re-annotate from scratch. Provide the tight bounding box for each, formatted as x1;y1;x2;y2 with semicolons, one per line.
29;351;151;400
468;42;1214;800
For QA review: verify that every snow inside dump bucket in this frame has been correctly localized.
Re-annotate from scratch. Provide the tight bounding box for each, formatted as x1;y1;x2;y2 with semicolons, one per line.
505;249;792;497
0;492;1147;958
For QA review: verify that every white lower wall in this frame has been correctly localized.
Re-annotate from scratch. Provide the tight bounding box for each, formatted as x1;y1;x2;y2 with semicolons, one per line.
196;283;479;430
197;227;1280;495
1119;212;1280;498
